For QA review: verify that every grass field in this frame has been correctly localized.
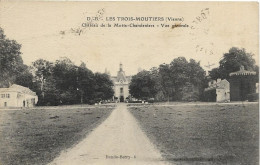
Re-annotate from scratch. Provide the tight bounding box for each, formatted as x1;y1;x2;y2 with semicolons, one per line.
0;105;114;165
129;103;259;165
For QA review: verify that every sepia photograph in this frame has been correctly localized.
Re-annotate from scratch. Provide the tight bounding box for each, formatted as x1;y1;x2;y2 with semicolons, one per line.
0;1;259;165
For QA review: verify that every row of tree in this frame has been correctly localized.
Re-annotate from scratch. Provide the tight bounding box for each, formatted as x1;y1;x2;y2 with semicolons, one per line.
1;26;258;104
129;57;207;102
129;47;259;102
30;58;114;105
0;27;114;105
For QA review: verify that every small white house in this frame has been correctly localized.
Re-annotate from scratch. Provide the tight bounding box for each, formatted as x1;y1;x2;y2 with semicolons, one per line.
205;79;230;102
0;84;38;108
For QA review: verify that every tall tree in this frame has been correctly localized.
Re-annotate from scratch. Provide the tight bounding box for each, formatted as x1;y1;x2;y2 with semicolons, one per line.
29;59;54;105
0;27;26;87
14;67;34;89
77;62;95;103
93;73;114;101
167;57;206;101
32;59;53;90
129;70;157;100
52;57;78;104
31;59;53;96
158;64;174;101
209;47;258;80
130;57;206;101
150;67;165;101
169;57;189;100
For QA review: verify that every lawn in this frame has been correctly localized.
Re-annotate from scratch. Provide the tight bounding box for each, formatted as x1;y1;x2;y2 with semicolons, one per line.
129;103;259;165
0;105;114;165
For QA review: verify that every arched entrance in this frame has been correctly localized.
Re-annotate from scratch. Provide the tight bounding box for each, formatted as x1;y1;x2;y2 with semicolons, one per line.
120;96;124;102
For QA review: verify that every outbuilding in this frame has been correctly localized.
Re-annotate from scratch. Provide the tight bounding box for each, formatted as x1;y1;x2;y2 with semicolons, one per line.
0;84;38;108
229;66;257;101
204;79;230;102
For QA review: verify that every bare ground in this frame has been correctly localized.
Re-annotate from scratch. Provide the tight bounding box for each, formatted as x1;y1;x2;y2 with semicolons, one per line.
0;105;114;165
128;103;259;165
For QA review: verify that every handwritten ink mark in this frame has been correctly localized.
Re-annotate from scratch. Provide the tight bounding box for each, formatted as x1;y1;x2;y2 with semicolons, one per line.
58;8;105;37
190;8;209;30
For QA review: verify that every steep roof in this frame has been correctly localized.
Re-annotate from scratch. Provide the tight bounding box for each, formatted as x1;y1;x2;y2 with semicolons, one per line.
116;70;127;82
0;84;37;96
111;63;132;83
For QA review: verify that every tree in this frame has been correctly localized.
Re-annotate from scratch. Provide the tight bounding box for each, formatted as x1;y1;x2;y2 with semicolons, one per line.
0;27;26;87
30;57;115;105
93;73;114;101
208;68;222;80
150;67;165;101
186;59;207;100
209;47;258;80
31;59;53;100
168;57;205;101
129;70;157;100
169;57;189;100
129;57;206;102
52;57;78;104
14;67;34;89
158;64;174;101
187;59;205;86
40;77;60;106
77;63;95;103
32;59;53;90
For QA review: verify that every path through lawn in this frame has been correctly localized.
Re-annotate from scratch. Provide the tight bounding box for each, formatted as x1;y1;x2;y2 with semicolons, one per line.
0;105;114;165
49;103;169;165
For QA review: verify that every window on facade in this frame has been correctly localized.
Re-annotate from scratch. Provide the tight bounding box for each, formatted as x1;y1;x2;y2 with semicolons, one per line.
6;94;10;98
120;88;123;94
1;94;5;98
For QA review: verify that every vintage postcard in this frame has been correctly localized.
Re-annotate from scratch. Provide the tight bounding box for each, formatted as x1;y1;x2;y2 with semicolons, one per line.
0;1;259;165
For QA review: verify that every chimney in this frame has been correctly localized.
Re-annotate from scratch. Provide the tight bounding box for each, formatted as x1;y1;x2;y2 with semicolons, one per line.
217;78;221;83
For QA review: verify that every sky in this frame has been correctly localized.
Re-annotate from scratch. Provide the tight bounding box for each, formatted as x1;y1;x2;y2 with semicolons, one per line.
0;2;258;76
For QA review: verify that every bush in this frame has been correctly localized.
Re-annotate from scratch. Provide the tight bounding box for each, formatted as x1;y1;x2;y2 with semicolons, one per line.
88;100;95;105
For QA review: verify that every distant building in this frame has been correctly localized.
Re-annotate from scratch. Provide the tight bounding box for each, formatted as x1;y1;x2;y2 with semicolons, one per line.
229;66;257;101
0;84;38;108
204;79;230;102
110;63;132;102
